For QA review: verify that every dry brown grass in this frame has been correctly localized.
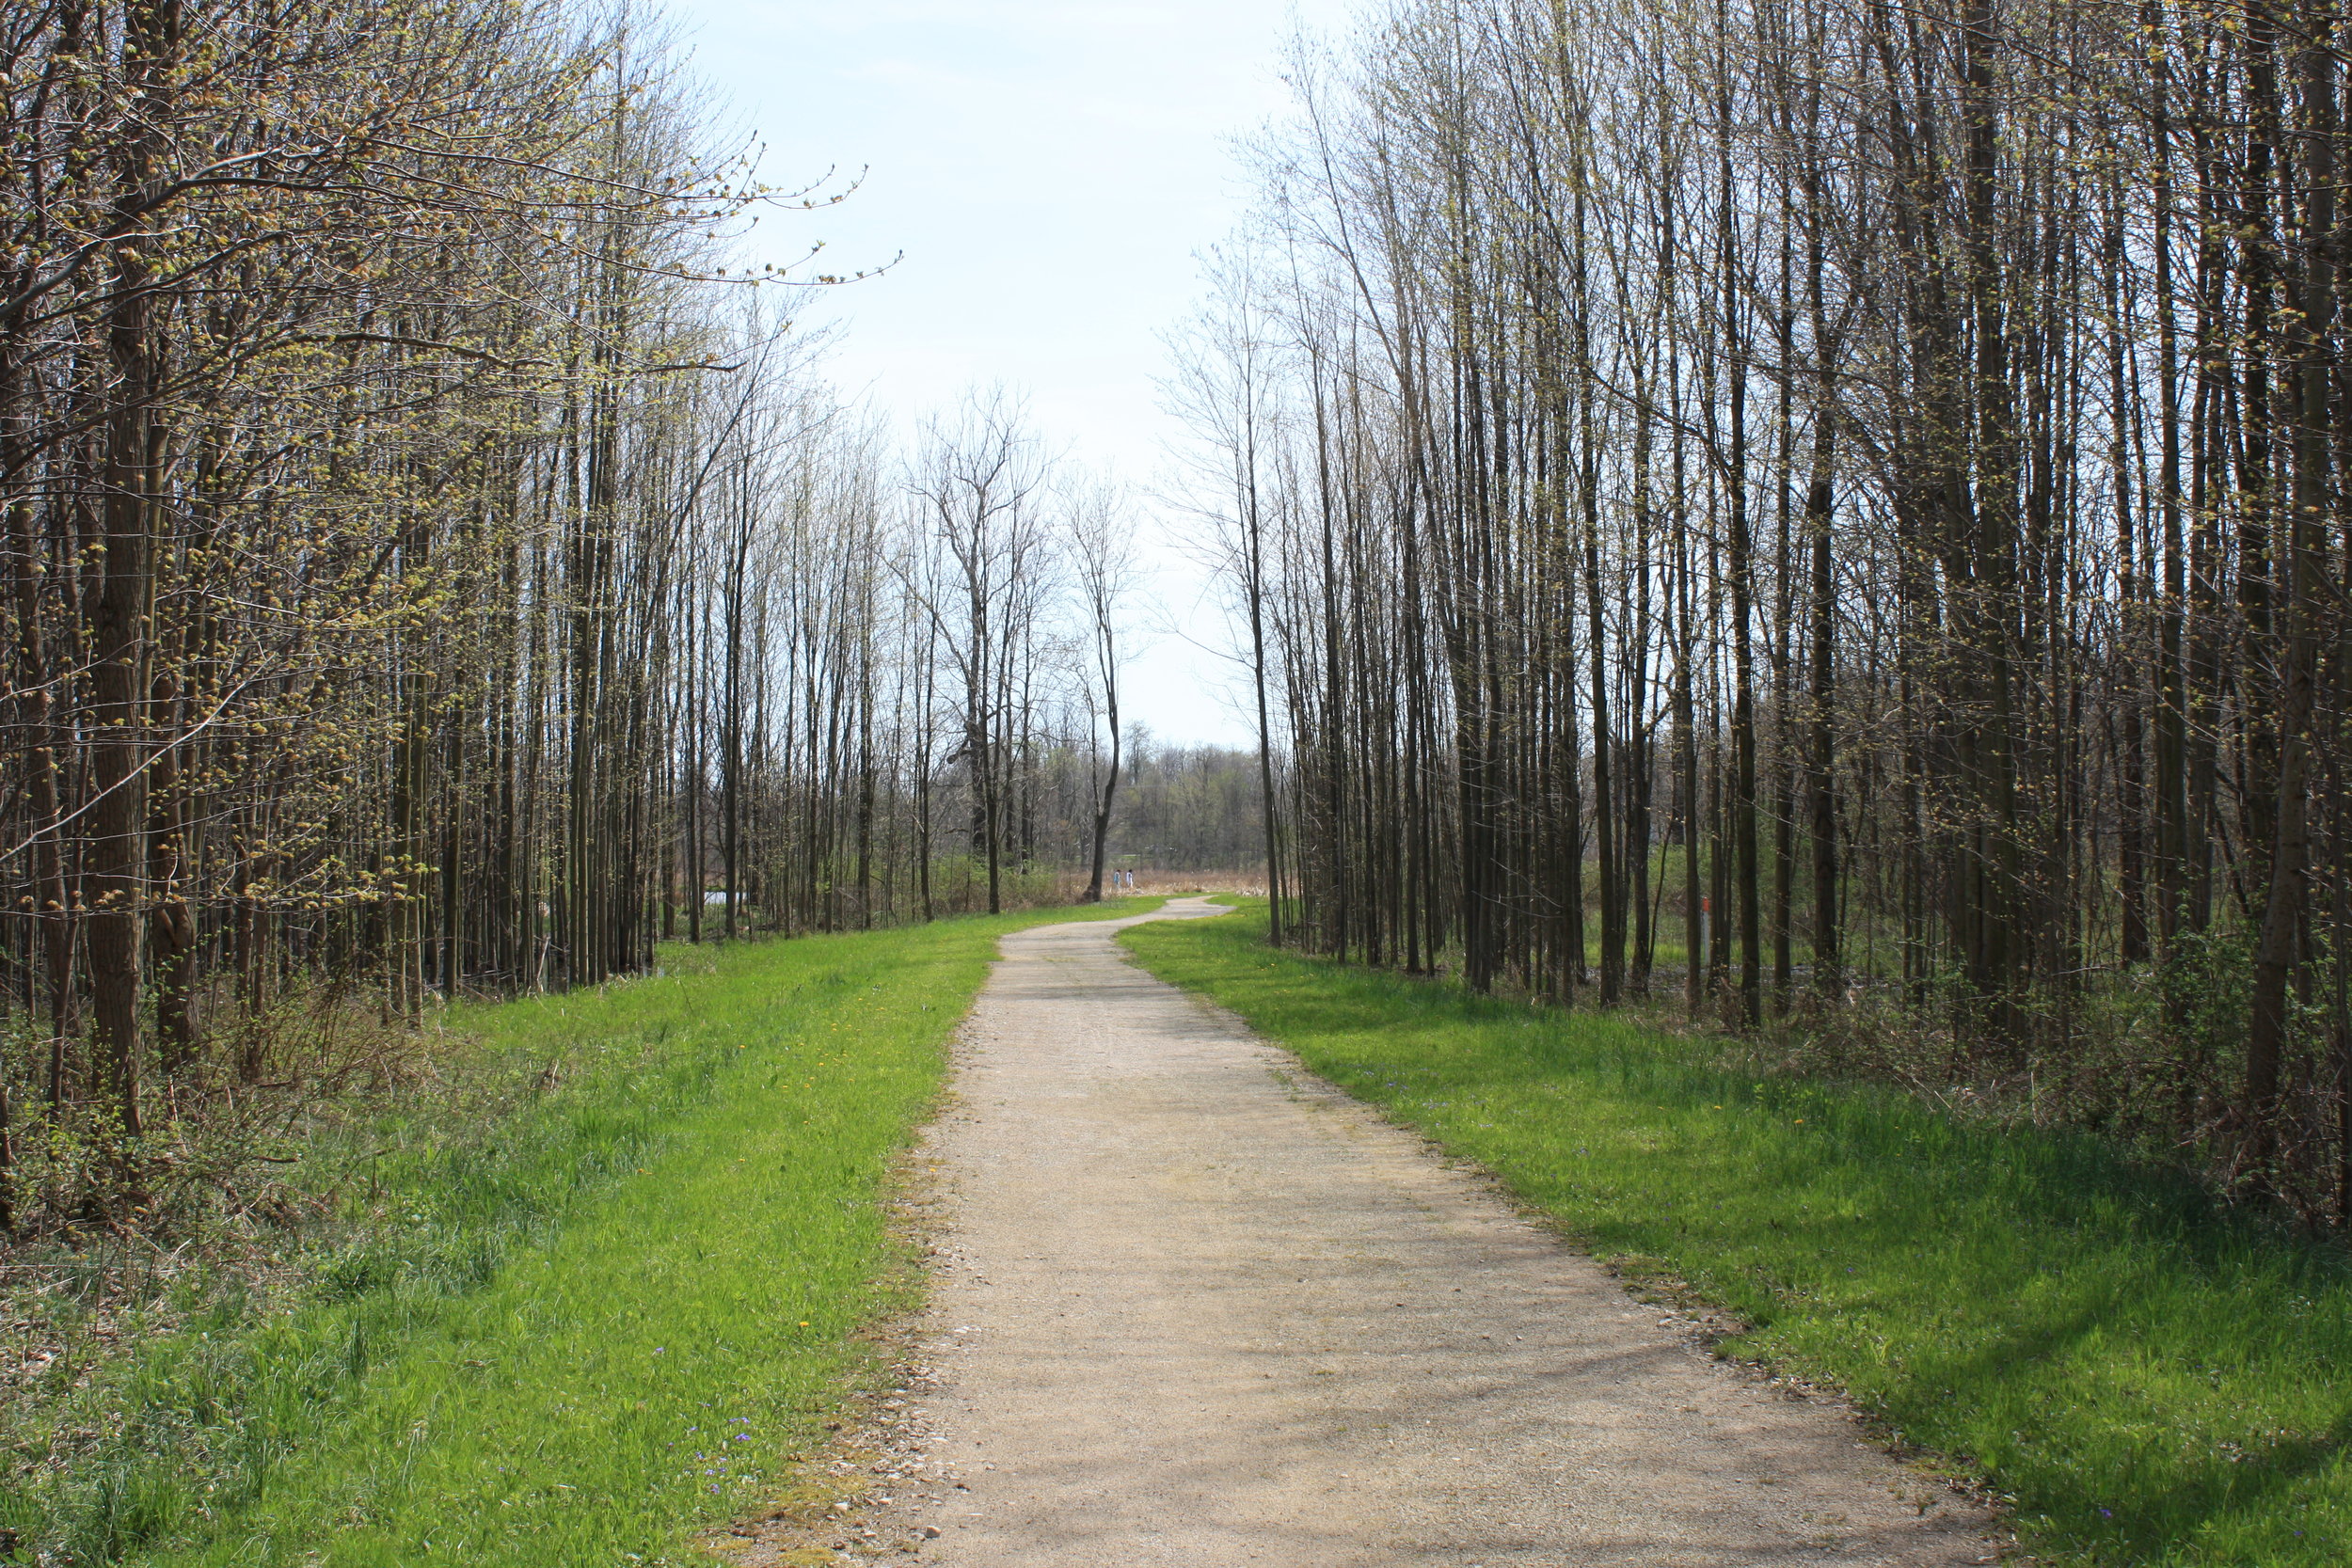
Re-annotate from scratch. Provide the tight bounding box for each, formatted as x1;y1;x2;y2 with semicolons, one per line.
1120;869;1265;898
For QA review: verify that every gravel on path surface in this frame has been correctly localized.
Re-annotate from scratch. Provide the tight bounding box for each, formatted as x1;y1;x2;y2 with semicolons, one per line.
894;897;1996;1567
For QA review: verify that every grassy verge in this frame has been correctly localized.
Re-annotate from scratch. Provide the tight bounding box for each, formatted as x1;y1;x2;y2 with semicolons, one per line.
3;900;1152;1567
1122;902;2352;1567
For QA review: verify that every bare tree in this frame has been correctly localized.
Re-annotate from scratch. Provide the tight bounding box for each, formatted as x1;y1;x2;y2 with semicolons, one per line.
1066;479;1139;901
907;394;1057;915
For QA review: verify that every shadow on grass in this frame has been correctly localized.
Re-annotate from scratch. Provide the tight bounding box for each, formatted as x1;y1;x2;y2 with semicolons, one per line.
1;901;1158;1568
1124;906;2352;1568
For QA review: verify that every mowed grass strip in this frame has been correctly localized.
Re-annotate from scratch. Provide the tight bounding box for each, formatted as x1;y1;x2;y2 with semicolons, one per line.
88;902;1150;1568
1122;903;2352;1568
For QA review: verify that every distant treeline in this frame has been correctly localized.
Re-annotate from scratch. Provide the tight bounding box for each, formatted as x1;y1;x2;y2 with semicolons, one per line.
1109;735;1267;872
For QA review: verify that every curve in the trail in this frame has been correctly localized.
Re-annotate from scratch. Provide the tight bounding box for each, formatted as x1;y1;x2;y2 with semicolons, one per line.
901;898;1994;1567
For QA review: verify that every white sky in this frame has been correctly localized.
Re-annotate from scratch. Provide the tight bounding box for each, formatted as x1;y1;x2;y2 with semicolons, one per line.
663;0;1353;748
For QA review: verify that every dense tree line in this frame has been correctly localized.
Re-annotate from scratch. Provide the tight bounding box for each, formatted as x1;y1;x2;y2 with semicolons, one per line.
0;0;1145;1233
1179;0;2352;1212
1110;733;1270;871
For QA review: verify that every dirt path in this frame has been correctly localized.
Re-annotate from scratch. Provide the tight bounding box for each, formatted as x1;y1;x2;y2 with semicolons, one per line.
887;899;1995;1566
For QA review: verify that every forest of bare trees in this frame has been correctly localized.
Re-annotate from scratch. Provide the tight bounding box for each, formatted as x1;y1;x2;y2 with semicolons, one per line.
1175;0;2352;1214
0;0;1177;1234
1113;732;1271;871
24;0;2340;1242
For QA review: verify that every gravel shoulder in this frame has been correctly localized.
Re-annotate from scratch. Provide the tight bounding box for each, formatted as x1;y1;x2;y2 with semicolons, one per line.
827;898;1999;1567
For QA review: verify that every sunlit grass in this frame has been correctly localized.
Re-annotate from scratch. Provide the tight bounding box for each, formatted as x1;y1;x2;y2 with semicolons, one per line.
3;902;1151;1567
1124;901;2352;1567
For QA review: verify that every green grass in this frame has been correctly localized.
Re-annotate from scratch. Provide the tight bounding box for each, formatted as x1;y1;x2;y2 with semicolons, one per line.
1123;901;2352;1567
4;901;1151;1568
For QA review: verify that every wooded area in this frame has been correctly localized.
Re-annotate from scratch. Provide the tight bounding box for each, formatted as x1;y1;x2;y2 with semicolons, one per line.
1173;0;2352;1214
18;3;2352;1561
0;0;1227;1234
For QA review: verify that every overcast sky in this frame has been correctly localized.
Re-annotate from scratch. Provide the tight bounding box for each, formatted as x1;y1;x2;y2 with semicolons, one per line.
661;0;1353;747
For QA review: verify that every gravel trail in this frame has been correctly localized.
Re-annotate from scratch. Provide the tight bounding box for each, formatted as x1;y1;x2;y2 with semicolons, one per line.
899;898;1994;1567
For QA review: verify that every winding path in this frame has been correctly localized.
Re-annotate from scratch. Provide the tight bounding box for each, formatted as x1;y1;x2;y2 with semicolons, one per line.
903;899;1994;1566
